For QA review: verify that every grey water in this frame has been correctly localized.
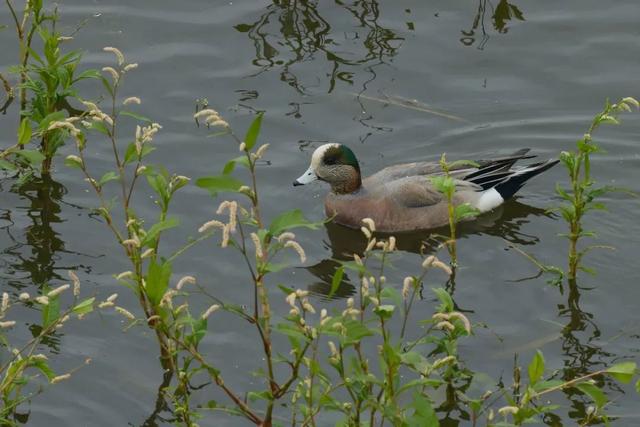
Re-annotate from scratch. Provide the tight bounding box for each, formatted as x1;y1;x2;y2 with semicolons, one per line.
1;0;640;425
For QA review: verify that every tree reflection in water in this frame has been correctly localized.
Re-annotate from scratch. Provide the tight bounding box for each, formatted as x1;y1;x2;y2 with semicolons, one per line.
235;0;403;93
0;176;92;351
546;278;619;426
461;0;525;50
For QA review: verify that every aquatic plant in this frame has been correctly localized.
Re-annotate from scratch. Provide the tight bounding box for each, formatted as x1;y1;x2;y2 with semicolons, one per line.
430;154;480;266
62;46;190;371
491;350;637;426
555;97;639;280
0;2;97;177
3;0;46;115
193;109;325;424
0;272;96;425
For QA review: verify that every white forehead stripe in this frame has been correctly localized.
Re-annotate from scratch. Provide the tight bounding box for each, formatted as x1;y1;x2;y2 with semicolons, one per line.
310;143;341;170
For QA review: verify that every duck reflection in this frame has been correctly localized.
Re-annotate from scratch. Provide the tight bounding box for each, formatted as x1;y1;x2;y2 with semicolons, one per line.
306;198;552;298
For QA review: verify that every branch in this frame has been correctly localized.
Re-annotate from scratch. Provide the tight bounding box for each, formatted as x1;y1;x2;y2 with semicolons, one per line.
173;337;264;425
4;0;22;39
0;72;14;114
530;369;606;399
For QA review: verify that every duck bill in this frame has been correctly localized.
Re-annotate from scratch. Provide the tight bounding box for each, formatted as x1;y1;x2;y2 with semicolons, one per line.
293;166;317;186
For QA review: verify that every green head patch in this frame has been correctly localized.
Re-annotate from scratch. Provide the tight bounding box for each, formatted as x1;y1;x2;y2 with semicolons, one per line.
323;144;360;172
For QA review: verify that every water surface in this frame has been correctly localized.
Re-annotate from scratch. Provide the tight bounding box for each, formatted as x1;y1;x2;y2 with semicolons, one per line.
1;0;640;425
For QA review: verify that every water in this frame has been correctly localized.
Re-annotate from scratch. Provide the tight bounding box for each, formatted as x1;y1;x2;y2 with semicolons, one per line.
1;0;640;425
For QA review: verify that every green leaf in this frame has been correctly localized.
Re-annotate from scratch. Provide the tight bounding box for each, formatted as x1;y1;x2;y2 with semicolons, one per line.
196;175;244;197
222;156;250;175
98;171;119;187
42;295;60;328
327;266;344;298
373;304;395;319
277;284;294;295
187;317;208;347
72;297;95;316
430;175;455;197
606;361;636;384
275;322;309;342
100;75;114;97
146;170;169;200
145;260;172;306
532;379;565;392
31;359;55;380
401;379;445;397
454;203;479;221
170;175;190;194
244;112;264;150
247;390;272;402
528;350;545;386
73;68;101;82
124;142;155;164
432;287;453;312
575;382;607;409
342;319;374;346
141;217;179;247
468;399;482;414
0;159;18;171
400;351;431;373
37;111;66;131
382;341;402;367
18;118;32;146
89;121;110;135
64;155;83;169
555;183;573;201
15;149;45;166
119;110;152;123
268;209;321;236
262;262;288;273
407;392;438;427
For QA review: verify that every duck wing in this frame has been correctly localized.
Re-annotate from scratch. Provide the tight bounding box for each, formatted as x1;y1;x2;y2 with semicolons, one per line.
368;161;442;183
366;149;534;185
380;176;481;208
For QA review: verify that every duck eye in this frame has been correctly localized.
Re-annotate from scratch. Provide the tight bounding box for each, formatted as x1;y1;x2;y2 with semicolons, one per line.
325;157;337;165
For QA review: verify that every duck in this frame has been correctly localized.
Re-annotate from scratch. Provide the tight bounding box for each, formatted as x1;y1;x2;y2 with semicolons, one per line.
293;143;558;232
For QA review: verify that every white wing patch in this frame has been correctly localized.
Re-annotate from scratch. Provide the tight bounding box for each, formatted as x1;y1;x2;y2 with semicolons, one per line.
475;188;504;212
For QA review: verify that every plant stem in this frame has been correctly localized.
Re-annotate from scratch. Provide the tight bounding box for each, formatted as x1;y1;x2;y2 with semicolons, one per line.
0;72;14;114
447;192;457;265
174;337;264;424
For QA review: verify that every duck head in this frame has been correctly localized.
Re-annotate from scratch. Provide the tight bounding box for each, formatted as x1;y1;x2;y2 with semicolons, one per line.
293;143;362;194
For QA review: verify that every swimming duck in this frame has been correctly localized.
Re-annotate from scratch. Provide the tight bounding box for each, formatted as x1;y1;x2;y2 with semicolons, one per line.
293;143;558;232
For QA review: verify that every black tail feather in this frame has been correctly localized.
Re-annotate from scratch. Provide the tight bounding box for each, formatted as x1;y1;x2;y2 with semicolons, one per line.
469;171;513;189
493;159;560;200
461;150;558;200
468;148;536;180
